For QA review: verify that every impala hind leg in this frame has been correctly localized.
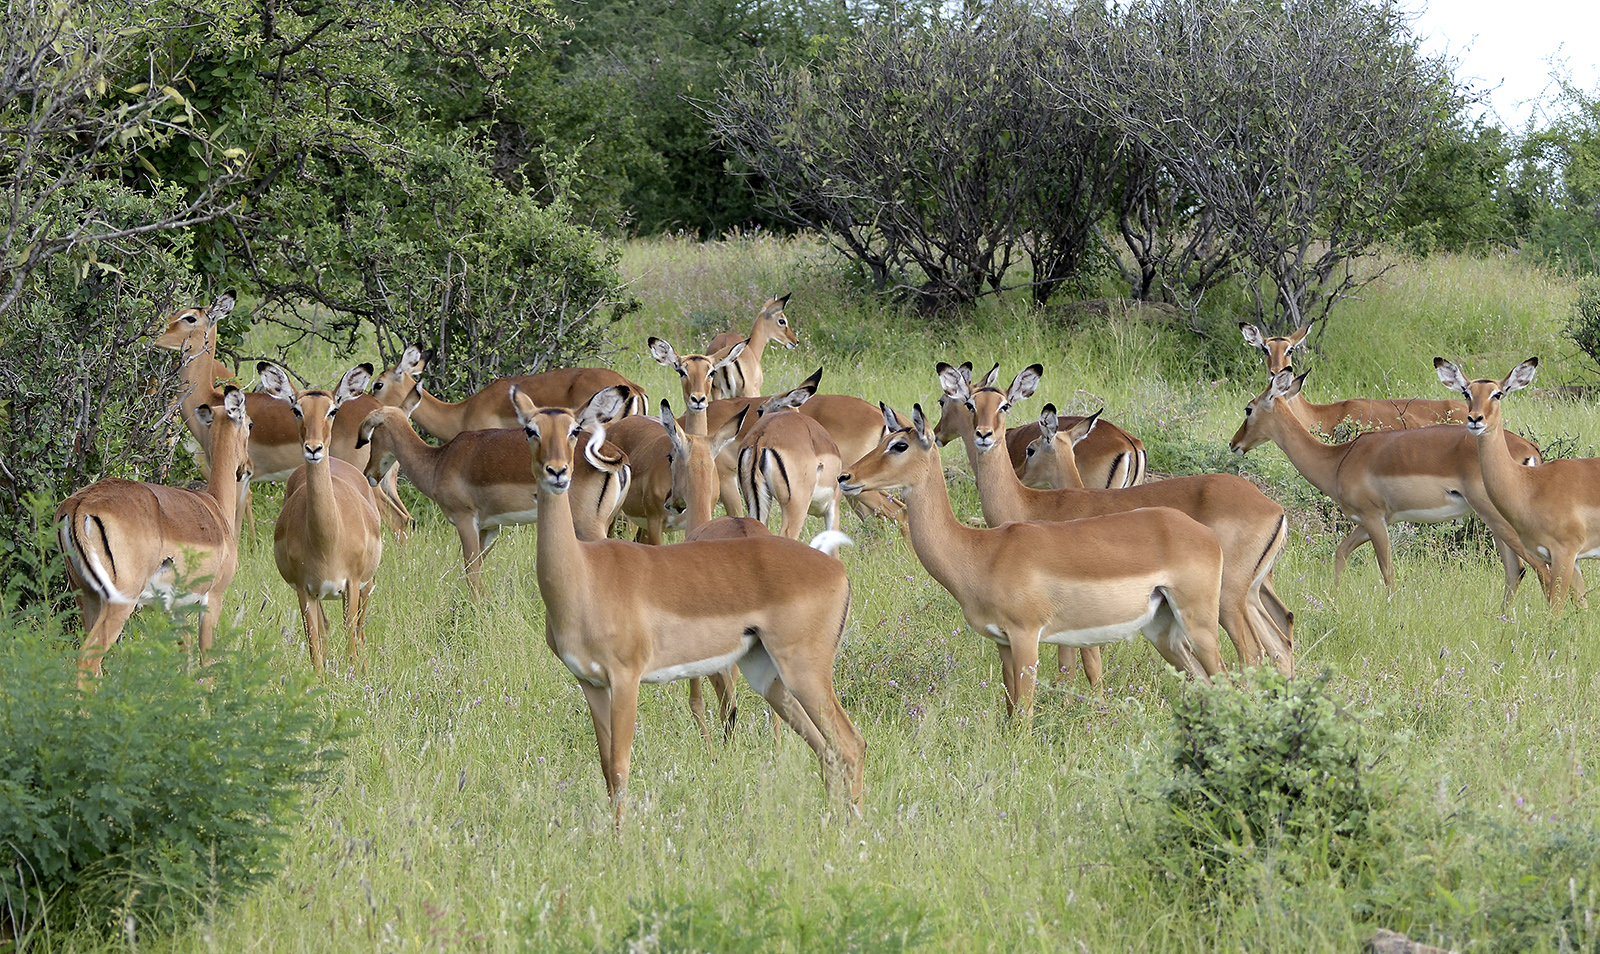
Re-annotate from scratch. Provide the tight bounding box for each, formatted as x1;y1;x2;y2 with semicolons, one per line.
1145;594;1219;678
747;644;864;811
80;596;136;680
1052;645;1105;685
1332;525;1374;592
686;677;714;749
299;590;330;673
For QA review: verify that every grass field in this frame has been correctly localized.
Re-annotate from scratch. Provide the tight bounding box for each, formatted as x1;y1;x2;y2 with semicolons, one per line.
39;236;1600;952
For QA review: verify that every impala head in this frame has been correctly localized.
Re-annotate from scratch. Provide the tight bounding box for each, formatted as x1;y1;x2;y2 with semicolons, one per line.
259;362;372;464
193;385;253;482
757;293;799;349
663;401;746;519
1018;404;1098;489
650;336;745;415
1240;322;1311;374
966;365;1042;453
933;361;998;445
1434;356;1538;437
839;403;937;496
1230;369;1306;454
370;343;430;408
755;367;822;418
152;289;236;355
511;384;628;494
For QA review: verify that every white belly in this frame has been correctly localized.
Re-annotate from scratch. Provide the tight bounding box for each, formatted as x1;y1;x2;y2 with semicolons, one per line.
1042;592;1160;648
642;637;754;684
482;507;539;530
1387;502;1470;524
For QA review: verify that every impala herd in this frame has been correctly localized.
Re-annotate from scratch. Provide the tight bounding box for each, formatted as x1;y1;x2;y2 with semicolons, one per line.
51;292;1591;819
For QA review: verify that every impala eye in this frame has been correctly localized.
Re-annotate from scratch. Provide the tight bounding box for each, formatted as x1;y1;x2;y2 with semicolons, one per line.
1026;447;1035;457
677;369;687;377
1244;406;1253;416
890;440;908;453
373;381;384;392
778;317;787;325
964;402;974;412
1000;403;1010;413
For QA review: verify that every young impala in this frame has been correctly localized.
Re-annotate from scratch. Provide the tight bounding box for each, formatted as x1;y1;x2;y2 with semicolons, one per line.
707;294;799;399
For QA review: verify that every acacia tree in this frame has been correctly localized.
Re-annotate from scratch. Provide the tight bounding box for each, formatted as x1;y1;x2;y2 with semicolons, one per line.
710;1;1116;309
1066;0;1452;334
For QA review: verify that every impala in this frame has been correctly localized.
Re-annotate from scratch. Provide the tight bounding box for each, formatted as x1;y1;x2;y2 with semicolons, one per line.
1013;406;1103;490
1239;323;1465;434
1241;368;1546;606
694;369;822;515
1436;357;1599;610
941;363;1294;674
738;407;843;540
840;404;1225;721
707;294;799;399
57;387;252;679
369;344;647;441
261;363;384;673
152;295;411;536
355;386;633;598
934;362;1145;490
510;387;865;819
648;336;744;435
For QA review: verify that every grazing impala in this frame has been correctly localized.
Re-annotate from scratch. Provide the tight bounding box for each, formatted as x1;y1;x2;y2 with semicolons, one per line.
707;294;799;399
1436;357;1599;610
648;336;744;435
841;404;1225;721
152;294;411;536
934;362;1145;490
369;344;647;441
1239;323;1465;434
261;363;383;673
57;387;252;679
738;407;843;540
1240;368;1546;606
941;363;1293;674
355;386;633;598
510;387;865;820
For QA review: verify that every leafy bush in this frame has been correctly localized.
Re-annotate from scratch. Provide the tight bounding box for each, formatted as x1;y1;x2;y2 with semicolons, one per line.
0;610;348;941
1563;275;1600;373
1139;668;1389;882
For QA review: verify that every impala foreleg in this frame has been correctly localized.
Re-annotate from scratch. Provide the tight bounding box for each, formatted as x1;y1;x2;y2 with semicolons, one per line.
607;679;641;820
454;520;487;600
686;677;713;749
580;682;617;800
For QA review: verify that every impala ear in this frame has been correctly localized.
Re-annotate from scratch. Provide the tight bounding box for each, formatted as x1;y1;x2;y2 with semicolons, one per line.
333;363;373;407
777;292;792;307
354;409;384;450
1065;409;1100;446
978;363;1000;390
579;385;630;428
1433;357;1469;394
1007;364;1042;404
1288;322;1312;349
880;401;900;432
713;407;747;458
1266;368;1299;402
397;344;425;377
648;336;680;369
1037;403;1059;439
1239;323;1266;350
1503;357;1538;394
582;425;622;473
208;290;237;324
713;340;746;369
194;404;215;426
958;361;973;383
936;362;970;401
797;367;823;393
509;385;539;434
400;385;423;417
910;403;934;448
222;385;248;424
256;362;296;402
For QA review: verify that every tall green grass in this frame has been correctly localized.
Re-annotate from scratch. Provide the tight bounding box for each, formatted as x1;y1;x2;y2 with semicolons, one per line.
38;236;1600;952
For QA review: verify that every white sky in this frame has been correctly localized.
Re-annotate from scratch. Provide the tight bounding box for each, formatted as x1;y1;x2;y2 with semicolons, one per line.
1405;0;1600;129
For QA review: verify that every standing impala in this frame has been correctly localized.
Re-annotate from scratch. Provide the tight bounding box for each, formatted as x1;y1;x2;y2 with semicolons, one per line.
261;363;384;673
841;404;1225;721
57;387;252;679
152;294;410;536
1239;323;1465;434
1239;368;1546;606
648;336;745;435
369;344;647;441
355;386;633;598
510;387;865;820
934;362;1145;490
941;363;1293;674
707;294;799;399
738;407;843;540
1436;357;1599;610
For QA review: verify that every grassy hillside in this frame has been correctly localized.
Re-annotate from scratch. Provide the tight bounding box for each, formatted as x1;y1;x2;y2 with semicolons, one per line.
42;236;1600;952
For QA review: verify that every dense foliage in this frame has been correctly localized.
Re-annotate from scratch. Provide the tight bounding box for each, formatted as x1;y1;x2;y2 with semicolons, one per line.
0;605;346;941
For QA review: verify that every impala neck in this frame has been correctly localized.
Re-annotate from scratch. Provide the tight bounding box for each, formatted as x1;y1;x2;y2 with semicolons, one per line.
376;411;446;496
205;422;245;538
1473;412;1531;517
961;426;1031;526
176;329;223;406
535;476;589;608
1262;402;1351;500
409;386;469;441
901;451;984;599
682;407;708;437
685;438;720;531
303;456;344;555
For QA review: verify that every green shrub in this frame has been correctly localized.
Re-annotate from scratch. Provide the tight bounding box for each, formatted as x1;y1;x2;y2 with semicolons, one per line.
1139;668;1389;883
1564;275;1600;374
0;610;348;942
